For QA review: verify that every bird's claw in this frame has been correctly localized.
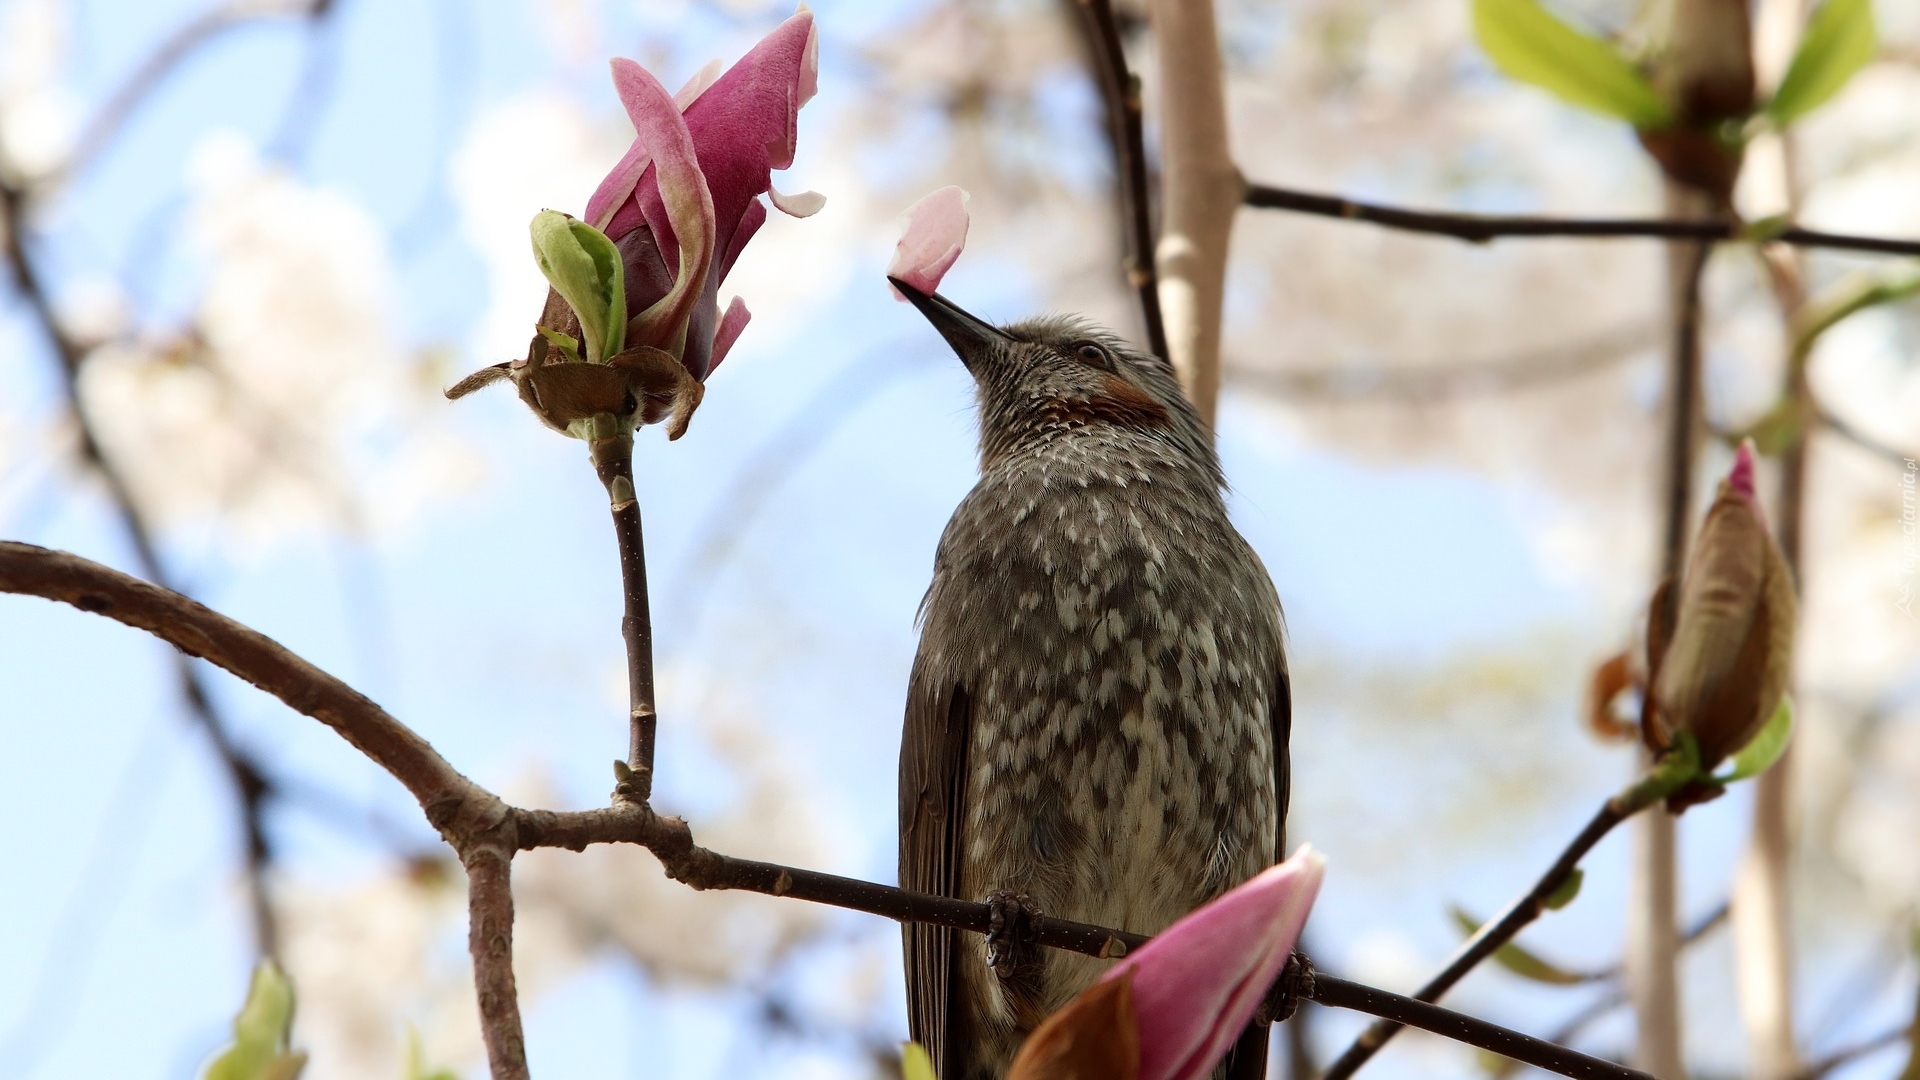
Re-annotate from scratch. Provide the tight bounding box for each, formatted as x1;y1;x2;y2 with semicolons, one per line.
1256;951;1316;1026
984;889;1041;980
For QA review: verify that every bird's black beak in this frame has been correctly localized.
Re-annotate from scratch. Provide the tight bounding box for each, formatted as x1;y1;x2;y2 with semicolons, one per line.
890;277;1011;375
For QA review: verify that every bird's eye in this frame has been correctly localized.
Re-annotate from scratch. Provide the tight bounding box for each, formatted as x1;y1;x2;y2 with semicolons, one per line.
1074;342;1113;370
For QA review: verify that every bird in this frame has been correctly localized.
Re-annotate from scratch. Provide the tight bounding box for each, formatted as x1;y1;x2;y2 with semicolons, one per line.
893;280;1290;1080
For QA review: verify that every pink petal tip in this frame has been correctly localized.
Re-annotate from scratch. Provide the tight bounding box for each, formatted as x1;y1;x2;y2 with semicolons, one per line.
1729;438;1758;501
888;186;969;300
1108;845;1326;1080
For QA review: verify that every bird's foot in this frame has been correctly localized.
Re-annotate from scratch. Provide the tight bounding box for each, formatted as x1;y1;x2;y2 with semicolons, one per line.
984;889;1041;981
1256;951;1316;1025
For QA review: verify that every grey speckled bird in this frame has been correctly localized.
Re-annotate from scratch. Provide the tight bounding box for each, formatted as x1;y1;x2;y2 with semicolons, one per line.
893;281;1290;1080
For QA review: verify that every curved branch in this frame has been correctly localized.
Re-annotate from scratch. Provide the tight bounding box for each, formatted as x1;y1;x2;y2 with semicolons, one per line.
0;542;475;814
0;540;1669;1080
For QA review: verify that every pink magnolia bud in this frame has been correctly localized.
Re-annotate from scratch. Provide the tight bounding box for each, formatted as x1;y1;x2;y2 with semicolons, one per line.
1647;441;1797;772
1007;846;1325;1080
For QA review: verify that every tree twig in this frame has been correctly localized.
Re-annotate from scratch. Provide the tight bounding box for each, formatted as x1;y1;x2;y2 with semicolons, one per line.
0;540;1678;1080
1242;182;1920;257
588;429;657;797
1791;1023;1914;1080
1323;801;1634;1079
1067;0;1167;360
0;177;282;955
1310;973;1653;1080
57;0;327;185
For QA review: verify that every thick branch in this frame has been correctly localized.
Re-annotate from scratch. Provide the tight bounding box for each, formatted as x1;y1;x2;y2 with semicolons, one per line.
1068;0;1167;360
1243;182;1920;257
1324;801;1632;1079
464;831;530;1080
1147;0;1240;426
0;542;476;815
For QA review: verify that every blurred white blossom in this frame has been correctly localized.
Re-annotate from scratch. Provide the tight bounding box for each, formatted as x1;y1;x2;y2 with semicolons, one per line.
0;0;79;180
78;132;473;546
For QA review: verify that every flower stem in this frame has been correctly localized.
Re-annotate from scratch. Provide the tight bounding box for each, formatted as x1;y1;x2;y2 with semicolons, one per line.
589;422;657;800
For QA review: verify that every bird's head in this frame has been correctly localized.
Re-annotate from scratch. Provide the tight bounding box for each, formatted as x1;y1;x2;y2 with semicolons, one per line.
891;278;1215;475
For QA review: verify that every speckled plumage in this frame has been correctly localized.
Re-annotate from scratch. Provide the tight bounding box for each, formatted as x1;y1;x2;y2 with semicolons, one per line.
897;304;1289;1080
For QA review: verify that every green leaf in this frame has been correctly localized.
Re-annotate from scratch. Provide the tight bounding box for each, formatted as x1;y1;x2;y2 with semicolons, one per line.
902;1041;939;1080
529;210;627;364
1472;0;1672;127
1794;265;1920;361
1543;867;1584;910
204;961;306;1080
1769;0;1877;127
1448;907;1593;985
1721;696;1794;783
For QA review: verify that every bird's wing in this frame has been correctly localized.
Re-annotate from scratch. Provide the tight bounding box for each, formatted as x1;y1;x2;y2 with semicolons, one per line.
1271;645;1293;856
1225;645;1293;1080
899;660;971;1079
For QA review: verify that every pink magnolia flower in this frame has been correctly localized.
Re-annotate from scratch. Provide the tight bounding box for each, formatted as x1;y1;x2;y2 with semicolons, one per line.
1007;846;1326;1080
448;10;821;438
586;8;822;381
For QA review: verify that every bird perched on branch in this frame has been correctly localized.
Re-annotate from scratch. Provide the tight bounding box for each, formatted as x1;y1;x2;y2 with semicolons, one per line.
894;281;1289;1080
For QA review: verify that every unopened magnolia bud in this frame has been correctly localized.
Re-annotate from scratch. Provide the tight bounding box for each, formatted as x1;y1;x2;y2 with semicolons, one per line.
1647;442;1796;771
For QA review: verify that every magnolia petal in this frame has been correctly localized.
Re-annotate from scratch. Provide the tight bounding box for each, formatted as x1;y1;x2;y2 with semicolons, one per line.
664;9;817;254
610;58;716;356
676;59;725;109
709;296;751;374
719;197;768;283
888;186;970;300
768;184;826;218
1006;971;1141;1080
796;4;820;110
586;138;652;233
1105;846;1325;1080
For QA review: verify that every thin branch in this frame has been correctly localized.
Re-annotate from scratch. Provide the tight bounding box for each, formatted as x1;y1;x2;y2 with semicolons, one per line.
57;0;324;185
0;541;1672;1080
1310;974;1652;1080
1323;801;1633;1079
0;178;281;955
1067;0;1167;360
1792;1024;1913;1080
1242;182;1920;257
588;431;657;797
1224;320;1660;402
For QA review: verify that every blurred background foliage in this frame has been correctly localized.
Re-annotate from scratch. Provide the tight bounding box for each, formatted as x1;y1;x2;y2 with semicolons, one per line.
0;0;1915;1077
